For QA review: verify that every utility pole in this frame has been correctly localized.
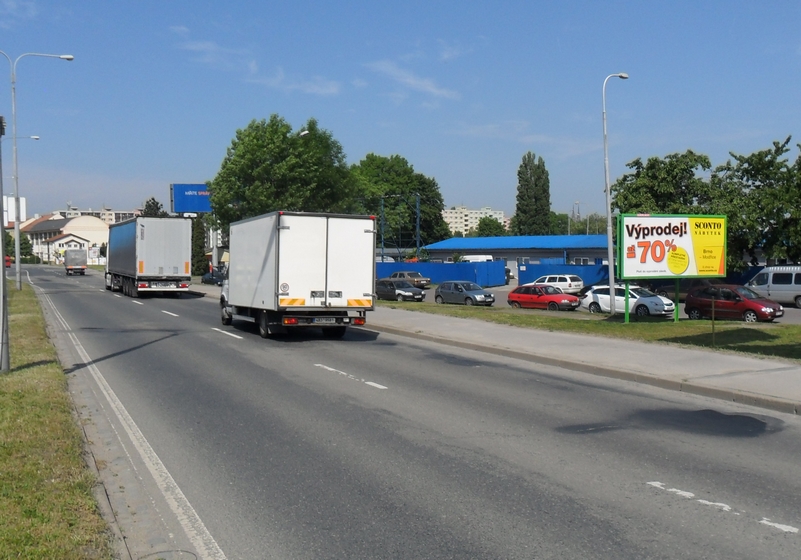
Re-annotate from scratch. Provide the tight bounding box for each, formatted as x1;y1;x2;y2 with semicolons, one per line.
0;116;10;370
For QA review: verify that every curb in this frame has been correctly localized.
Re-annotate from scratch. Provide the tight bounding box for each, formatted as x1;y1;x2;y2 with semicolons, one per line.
358;323;800;416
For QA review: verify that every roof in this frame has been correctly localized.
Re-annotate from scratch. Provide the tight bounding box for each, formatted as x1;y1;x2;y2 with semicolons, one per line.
22;217;71;233
48;233;90;243
424;234;608;251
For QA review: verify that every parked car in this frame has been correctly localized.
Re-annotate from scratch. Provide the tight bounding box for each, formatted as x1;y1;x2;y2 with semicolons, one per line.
646;277;727;301
434;281;495;306
507;284;580;311
375;278;426;302
528;274;584;294
389;270;431;289
201;269;225;286
685;284;783;322
746;265;801;308
580;285;675;316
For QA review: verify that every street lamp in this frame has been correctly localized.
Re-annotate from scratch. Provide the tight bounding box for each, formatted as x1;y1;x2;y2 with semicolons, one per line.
0;51;74;290
602;72;628;314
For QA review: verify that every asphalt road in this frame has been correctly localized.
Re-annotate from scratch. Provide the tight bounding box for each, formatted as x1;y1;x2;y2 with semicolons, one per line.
29;266;801;559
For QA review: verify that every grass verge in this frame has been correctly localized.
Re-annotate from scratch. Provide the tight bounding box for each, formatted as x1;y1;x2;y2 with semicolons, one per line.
378;300;801;362
0;282;112;558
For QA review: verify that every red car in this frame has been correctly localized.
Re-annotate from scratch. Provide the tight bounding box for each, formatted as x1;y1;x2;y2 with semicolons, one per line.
685;284;783;322
507;284;580;311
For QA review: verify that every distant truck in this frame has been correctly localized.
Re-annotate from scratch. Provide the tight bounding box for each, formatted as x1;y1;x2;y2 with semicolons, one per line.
64;248;88;275
220;211;375;339
104;217;192;297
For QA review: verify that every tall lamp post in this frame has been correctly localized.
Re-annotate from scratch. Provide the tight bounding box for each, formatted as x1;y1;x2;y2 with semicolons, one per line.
0;117;9;369
0;51;74;290
602;72;628;314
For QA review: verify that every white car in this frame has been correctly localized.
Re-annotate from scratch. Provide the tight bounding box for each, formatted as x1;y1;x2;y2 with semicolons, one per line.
527;274;584;295
580;285;675;316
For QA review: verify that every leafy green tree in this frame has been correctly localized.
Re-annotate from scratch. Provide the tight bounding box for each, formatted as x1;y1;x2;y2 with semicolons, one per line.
99;242;107;258
208;115;356;231
548;212;568;235
511;152;551;235
141;197;169;217
191;216;208;276
476;216;507;237
351;154;450;250
20;235;32;258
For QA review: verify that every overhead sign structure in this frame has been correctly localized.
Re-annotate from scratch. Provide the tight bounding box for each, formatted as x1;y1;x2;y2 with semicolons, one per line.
618;214;727;280
170;183;212;213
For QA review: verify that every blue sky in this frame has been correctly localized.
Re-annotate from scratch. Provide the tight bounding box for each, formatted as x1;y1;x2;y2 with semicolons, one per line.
1;1;800;220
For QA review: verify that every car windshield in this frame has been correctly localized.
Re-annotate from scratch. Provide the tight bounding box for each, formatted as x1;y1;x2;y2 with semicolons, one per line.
735;286;761;299
459;282;482;291
394;281;414;289
630;287;656;298
405;272;422;278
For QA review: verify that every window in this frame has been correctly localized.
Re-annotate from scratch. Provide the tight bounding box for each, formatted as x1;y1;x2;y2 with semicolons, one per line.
751;273;768;286
773;273;792;285
795;273;801;285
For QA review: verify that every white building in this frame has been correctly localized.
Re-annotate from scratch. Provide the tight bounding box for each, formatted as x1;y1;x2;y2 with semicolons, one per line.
442;205;506;235
61;205;139;224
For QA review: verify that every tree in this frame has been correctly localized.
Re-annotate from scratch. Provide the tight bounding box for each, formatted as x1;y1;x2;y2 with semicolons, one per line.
208;115;356;231
351;154;450;251
476;216;507;237
511;152;551;235
548;212;568;235
141;197;169;217
191;216;208;276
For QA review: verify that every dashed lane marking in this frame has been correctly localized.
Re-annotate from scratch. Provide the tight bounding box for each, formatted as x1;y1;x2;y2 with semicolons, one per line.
315;364;388;390
162;310;179;317
132;300;144;305
211;328;242;339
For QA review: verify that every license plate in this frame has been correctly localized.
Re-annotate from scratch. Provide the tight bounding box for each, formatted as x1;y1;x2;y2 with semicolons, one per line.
314;317;336;324
153;282;175;288
486;298;494;303
776;311;784;317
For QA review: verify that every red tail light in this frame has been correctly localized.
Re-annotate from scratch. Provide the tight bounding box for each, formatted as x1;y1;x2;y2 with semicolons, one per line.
138;283;148;289
353;317;366;326
283;317;299;325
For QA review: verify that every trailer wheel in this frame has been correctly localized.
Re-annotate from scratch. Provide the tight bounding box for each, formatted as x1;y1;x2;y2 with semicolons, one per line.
221;303;232;326
258;311;270;338
322;326;347;339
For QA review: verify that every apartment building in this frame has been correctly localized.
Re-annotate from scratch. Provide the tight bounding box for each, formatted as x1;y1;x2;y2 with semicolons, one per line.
441;205;506;235
61;205;139;224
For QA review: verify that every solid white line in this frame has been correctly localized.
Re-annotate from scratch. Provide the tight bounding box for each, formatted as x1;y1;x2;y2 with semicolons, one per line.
212;328;242;339
132;300;144;305
36;287;227;559
162;310;179;317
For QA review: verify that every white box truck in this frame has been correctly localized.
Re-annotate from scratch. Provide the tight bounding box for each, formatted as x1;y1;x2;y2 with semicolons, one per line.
64;248;88;275
220;211;376;338
104;217;192;297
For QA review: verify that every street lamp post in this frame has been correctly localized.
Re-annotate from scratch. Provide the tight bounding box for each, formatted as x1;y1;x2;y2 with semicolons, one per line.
0;51;74;290
602;72;628;314
0;117;9;369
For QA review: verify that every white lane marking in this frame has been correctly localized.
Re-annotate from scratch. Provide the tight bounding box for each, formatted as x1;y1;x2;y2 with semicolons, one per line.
132;300;144;305
648;482;800;534
212;328;242;339
114;294;122;298
35;287;227;560
315;363;387;389
697;500;733;512
760;518;799;533
162;310;179;317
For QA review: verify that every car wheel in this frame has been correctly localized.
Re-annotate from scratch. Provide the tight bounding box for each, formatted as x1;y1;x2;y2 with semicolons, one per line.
635;305;650;317
547;302;558;311
687;308;702;320
657;290;669;298
511;301;521;309
795;295;801;309
258;311;270;338
743;310;758;323
588;302;601;313
397;294;404;302
435;295;444;304
465;298;474;306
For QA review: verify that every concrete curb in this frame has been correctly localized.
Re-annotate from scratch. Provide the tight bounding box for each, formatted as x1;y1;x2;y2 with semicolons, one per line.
358;323;801;416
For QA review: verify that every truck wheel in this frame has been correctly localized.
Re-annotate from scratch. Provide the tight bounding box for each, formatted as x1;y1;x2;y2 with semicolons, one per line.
258;311;270;338
221;304;232;326
322;326;347;339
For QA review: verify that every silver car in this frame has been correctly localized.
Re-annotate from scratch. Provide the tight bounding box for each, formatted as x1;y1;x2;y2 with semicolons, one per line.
434;281;495;306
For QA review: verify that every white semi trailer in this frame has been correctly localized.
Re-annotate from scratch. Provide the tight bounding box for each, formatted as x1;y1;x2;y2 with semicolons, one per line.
220;211;376;338
104;217;192;297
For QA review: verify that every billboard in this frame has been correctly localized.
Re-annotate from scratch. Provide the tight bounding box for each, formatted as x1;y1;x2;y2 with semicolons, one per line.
170;183;211;213
618;214;727;280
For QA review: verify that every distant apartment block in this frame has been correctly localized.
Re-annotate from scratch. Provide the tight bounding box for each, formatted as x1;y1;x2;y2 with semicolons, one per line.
61;205;140;224
442;205;506;235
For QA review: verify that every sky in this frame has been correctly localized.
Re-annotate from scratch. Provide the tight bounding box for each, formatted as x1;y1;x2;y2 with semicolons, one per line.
0;1;800;221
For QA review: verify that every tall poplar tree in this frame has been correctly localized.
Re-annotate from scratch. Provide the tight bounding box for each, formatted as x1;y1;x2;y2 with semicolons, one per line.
511;152;551;235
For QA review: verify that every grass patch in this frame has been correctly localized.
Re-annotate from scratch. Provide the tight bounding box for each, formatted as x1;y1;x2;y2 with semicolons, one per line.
0;282;112;558
378;300;801;362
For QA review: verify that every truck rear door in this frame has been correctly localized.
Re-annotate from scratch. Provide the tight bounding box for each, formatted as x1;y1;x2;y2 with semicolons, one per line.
325;217;375;308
